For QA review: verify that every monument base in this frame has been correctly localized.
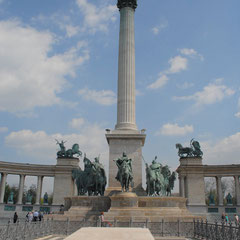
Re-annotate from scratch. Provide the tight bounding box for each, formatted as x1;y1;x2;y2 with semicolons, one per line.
51;193;204;222
104;192;201;222
105;130;146;195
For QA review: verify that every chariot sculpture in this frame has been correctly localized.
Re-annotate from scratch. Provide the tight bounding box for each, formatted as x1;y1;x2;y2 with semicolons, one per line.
56;139;82;158
176;139;203;158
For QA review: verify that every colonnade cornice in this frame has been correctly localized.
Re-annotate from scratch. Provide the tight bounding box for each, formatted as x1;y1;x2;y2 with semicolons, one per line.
0;160;79;177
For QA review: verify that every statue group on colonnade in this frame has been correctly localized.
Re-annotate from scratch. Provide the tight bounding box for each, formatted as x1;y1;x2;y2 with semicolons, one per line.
176;139;203;158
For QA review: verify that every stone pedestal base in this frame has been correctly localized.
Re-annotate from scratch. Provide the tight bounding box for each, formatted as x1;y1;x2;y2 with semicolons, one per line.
105;130;146;195
104;192;200;222
52;158;80;205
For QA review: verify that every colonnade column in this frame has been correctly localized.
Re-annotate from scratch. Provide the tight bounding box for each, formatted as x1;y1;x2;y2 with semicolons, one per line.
36;176;43;205
0;173;7;203
216;176;223;206
17;174;25;204
179;176;185;197
234;176;240;205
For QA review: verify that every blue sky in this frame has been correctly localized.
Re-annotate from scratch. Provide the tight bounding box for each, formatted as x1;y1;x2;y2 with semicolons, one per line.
0;0;240;191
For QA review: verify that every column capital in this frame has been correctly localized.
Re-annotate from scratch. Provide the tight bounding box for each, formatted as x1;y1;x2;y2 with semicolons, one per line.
117;0;137;10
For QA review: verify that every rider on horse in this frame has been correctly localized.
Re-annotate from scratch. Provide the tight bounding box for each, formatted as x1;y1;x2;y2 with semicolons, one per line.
149;156;162;181
92;156;107;182
114;152;133;182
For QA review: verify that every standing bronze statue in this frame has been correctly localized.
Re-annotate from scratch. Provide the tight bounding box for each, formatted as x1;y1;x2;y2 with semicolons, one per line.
114;152;133;192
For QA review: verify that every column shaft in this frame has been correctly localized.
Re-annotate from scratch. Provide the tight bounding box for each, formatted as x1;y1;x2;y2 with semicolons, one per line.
0;173;7;203
36;176;43;205
216;176;223;206
179;176;185;197
235;176;240;205
17;174;25;204
116;7;137;130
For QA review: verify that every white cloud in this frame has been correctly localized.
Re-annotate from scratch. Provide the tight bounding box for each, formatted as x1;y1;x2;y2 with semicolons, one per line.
0;127;8;133
76;0;117;33
147;56;188;89
78;88;117;106
0;20;89;114
69;118;85;129
235;98;240;118
147;74;168;89
176;81;194;90
235;112;240;118
157;123;193;136
5;124;108;166
201;132;240;164
151;21;168;35
179;48;204;61
63;24;79;38
174;80;235;106
167;56;188;74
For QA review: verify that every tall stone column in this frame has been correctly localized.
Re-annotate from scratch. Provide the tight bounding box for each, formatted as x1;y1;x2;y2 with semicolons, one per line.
179;176;185;197
216;176;223;206
36;176;43;205
17;174;25;204
115;0;137;131
106;0;146;195
234;176;240;205
0;173;7;203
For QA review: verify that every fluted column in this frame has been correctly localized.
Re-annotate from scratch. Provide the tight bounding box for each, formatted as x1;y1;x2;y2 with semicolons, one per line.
235;176;240;205
17;174;25;204
179;176;185;197
216;176;223;206
36;176;43;205
0;173;7;203
115;1;137;131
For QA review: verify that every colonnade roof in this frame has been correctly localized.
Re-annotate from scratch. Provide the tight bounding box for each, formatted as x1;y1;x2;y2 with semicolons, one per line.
0;160;58;176
177;163;240;177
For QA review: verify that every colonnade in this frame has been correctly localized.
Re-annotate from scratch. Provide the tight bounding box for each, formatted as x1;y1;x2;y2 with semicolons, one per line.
0;172;44;205
180;175;240;206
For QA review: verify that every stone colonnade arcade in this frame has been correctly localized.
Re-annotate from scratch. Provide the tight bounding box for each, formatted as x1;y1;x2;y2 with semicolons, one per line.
0;157;79;218
177;157;240;214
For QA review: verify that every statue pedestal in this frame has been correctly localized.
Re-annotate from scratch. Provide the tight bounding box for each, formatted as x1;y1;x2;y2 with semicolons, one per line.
103;192;200;222
105;130;146;196
52;157;80;205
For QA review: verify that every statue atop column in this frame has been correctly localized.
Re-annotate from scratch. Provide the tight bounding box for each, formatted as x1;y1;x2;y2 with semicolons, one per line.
114;152;133;192
117;0;137;10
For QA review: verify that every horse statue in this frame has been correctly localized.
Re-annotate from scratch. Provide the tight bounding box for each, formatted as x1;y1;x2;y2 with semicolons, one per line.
56;140;82;158
72;168;88;195
145;157;176;196
166;172;176;196
176;139;203;158
114;152;133;192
